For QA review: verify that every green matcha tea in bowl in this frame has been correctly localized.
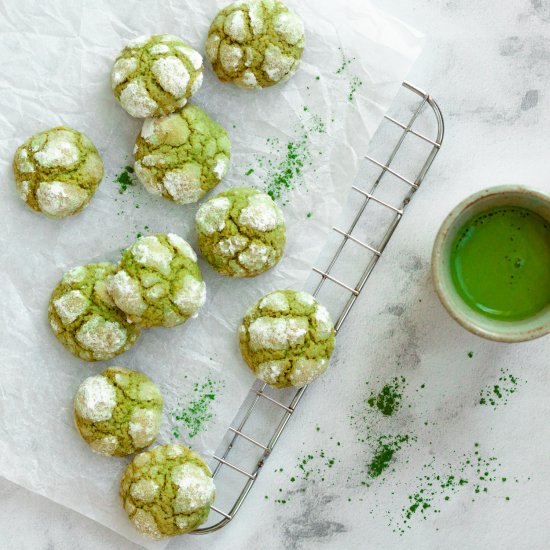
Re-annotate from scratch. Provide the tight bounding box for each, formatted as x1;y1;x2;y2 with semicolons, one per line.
432;186;550;342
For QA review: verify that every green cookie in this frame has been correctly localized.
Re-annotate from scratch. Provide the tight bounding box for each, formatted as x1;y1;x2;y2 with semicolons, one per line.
134;104;231;205
74;367;163;457
48;263;141;362
120;444;215;539
239;290;335;388
206;0;305;89
196;186;285;277
112;34;204;118
13;126;103;218
106;233;206;328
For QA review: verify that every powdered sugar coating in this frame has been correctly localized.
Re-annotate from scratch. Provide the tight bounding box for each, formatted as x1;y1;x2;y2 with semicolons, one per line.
313;304;333;340
74;375;117;422
273;10;305;45
131;235;174;276
259;291;289;312
120;82;159;118
224;10;247;42
217;235;248;257
76;315;128;359
107;270;147;316
34;130;79;168
53;290;89;325
129;408;161;448
90;436;119;456
168;233;197;261
149;44;170;55
36;181;88;217
162;166;203;204
196;197;232;235
248;316;308;351
173;276;206;317
112;34;203;118
172;463;216;513
111;57;138;88
290;357;329;386
262;44;296;82
256;359;286;384
238;242;274;271
130;479;159;503
152;56;190;97
238;193;281;231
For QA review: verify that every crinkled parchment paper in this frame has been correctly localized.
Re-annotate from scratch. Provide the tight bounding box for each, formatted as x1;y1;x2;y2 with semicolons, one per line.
0;0;423;546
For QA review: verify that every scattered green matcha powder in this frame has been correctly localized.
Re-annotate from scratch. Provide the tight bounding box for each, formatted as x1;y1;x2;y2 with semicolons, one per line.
246;110;326;205
171;377;225;441
479;369;524;409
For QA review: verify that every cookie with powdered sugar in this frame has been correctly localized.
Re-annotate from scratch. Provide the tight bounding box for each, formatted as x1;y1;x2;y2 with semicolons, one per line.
206;0;305;89
106;233;206;328
112;34;204;118
74;367;163;457
12;126;104;218
134;103;231;205
120;444;215;539
239;290;335;388
196;186;286;277
48;263;141;361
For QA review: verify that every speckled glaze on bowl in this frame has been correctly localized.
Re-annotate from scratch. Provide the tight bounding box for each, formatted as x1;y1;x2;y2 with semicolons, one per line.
432;185;550;343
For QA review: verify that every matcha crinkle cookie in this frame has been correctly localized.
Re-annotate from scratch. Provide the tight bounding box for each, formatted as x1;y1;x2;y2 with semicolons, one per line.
239;290;335;388
106;233;206;328
206;0;305;89
196;187;285;277
134;103;231;205
12;126;104;218
120;444;215;539
48;263;141;361
74;367;163;457
112;34;204;118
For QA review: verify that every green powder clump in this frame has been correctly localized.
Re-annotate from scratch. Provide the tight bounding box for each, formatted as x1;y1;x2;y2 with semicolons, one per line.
116;165;136;194
367;435;410;479
367;376;406;416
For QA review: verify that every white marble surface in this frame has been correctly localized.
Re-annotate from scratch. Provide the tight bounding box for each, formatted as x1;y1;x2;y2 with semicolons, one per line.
2;0;550;548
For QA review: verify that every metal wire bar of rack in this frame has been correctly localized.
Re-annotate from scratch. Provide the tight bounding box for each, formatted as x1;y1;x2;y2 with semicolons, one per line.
192;81;445;534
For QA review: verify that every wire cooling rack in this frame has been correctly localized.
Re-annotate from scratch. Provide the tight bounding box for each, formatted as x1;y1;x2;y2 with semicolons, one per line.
193;81;445;534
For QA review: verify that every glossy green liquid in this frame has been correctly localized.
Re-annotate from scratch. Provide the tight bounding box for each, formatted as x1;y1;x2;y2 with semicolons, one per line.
450;206;550;321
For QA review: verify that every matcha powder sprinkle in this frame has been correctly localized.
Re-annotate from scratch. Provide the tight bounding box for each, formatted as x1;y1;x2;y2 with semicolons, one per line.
171;377;225;441
115;165;136;194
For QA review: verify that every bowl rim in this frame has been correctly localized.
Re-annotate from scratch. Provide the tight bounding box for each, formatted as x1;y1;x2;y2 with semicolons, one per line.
431;184;550;343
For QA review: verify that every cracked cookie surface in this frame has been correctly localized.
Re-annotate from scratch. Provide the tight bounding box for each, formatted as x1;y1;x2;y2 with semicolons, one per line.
106;233;206;328
112;34;204;118
206;0;305;89
13;126;104;218
134;104;231;205
48;263;141;361
196;186;285;277
239;290;335;388
74;367;163;457
120;444;215;539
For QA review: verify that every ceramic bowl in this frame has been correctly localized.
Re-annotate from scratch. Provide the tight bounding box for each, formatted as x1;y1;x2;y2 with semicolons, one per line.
432;185;550;342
